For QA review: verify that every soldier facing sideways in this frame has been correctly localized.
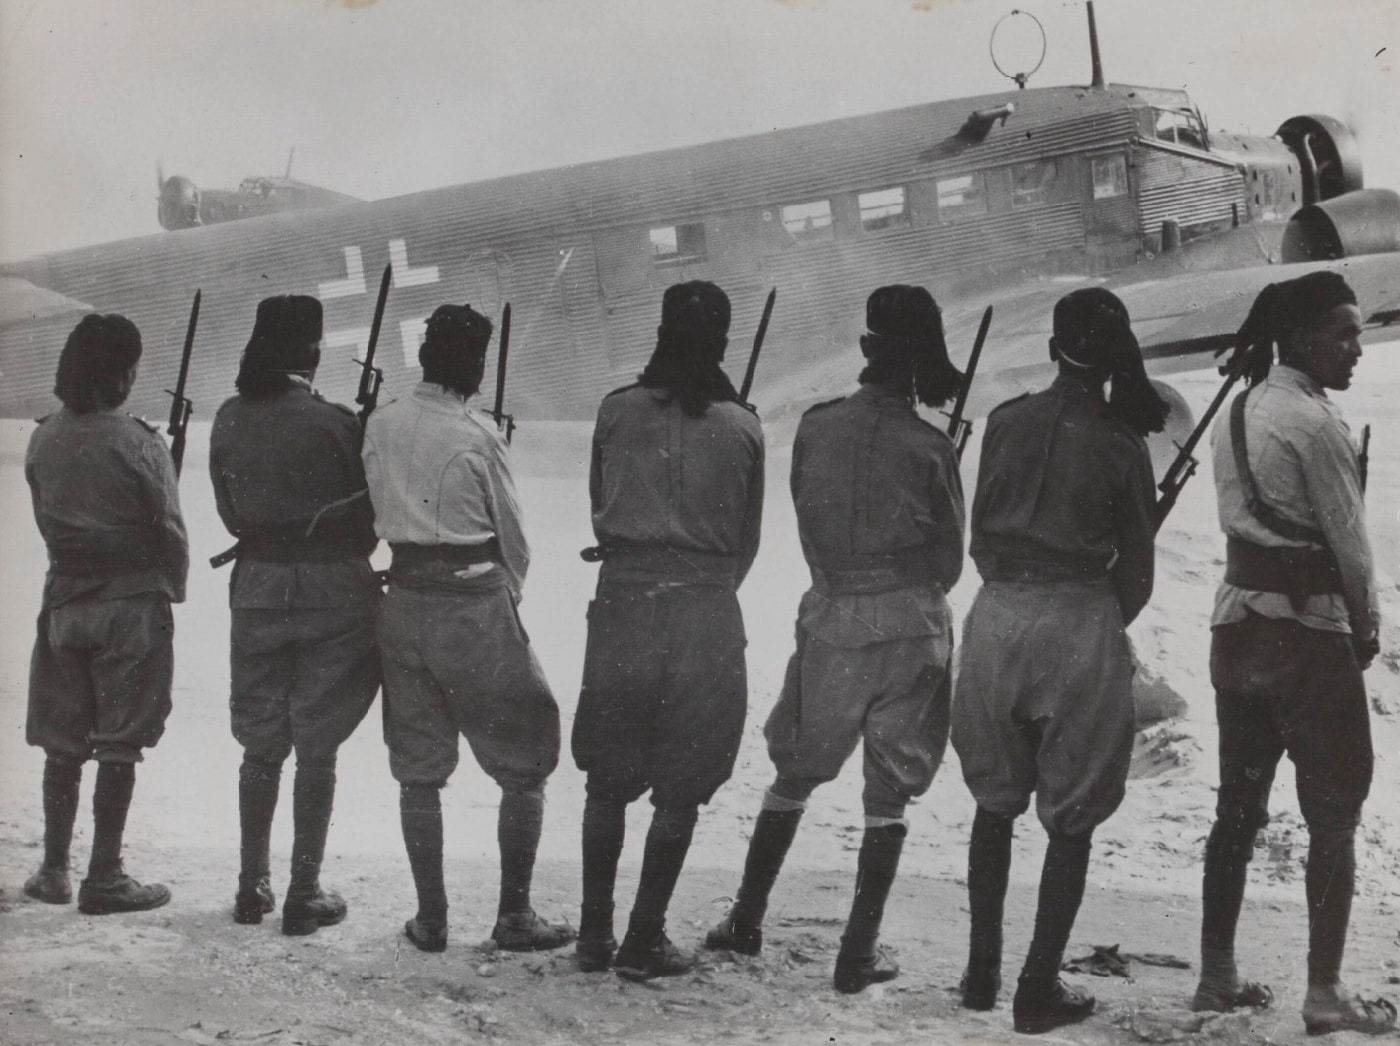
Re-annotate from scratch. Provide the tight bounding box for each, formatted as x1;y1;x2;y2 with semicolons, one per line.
705;285;965;994
952;288;1166;1034
209;296;382;935
362;304;573;955
573;281;764;980
23;314;189;915
1193;272;1395;1035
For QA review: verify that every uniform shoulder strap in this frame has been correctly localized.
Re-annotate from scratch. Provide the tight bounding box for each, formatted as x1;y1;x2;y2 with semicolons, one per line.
1229;388;1328;545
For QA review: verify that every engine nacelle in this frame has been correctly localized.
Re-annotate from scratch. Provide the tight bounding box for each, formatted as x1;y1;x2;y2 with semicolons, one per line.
1280;188;1400;263
1275;114;1364;205
157;175;201;230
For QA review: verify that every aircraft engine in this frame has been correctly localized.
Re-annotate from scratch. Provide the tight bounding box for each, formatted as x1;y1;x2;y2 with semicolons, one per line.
1275;114;1364;204
157;175;201;230
1280;187;1400;263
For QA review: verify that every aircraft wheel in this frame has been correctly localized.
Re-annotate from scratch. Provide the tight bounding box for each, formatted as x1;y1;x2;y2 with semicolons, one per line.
1145;379;1196;481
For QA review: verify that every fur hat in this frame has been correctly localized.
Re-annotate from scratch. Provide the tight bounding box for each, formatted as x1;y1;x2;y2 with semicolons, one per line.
659;281;731;341
1224;271;1359;385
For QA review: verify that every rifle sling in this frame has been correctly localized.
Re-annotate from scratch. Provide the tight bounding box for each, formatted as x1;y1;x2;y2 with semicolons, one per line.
1228;390;1328;545
1226;389;1342;611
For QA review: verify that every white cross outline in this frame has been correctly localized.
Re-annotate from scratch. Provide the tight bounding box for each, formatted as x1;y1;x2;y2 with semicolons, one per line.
319;246;367;300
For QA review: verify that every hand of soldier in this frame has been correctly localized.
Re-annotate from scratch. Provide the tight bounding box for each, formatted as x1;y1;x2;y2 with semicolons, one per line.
1352;632;1381;671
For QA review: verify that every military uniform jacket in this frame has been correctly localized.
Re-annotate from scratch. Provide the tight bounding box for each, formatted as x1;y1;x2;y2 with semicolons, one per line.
26;408;188;609
970;375;1155;625
362;382;528;597
210;382;378;609
590;385;764;586
1210;364;1377;637
791;383;964;647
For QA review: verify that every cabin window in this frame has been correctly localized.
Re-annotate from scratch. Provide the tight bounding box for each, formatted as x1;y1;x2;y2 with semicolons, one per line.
1011;160;1057;206
649;222;708;265
936;174;987;220
1091;155;1128;200
779;200;834;245
858;187;909;232
1153;108;1206;151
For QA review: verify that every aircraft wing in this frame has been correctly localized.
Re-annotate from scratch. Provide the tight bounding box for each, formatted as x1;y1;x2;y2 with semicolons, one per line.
0;276;92;329
939;252;1400;409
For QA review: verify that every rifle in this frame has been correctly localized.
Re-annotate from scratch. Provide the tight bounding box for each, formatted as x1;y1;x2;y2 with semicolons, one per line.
165;289;201;477
355;263;393;430
1153;343;1260;531
943;305;993;461
492;302;515;443
1359;424;1371;496
739;287;778;404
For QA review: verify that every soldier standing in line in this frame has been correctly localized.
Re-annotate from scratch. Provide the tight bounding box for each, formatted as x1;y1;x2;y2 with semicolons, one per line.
704;285;964;995
1192;272;1394;1035
23;314;188;914
951;288;1165;1034
209;296;382;935
573;281;764;981
363;304;573;955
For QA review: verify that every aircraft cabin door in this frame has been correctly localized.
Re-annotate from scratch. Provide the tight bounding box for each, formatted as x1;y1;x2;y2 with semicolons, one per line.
1083;150;1139;272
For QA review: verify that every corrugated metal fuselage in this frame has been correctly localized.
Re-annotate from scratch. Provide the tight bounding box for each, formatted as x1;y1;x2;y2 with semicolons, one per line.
0;82;1303;421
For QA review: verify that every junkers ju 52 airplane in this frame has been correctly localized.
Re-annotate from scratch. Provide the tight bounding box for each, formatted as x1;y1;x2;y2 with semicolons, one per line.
2;3;1398;440
156;150;360;232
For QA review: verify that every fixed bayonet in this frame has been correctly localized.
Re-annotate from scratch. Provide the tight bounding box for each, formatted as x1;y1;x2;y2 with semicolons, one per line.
165;288;200;477
355;263;393;430
739;287;778;405
492;302;515;442
944;304;993;461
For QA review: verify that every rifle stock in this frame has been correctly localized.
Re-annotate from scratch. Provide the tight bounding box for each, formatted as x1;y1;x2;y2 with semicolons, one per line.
944;304;993;461
739;287;777;404
165;288;200;477
356;264;393;430
492;302;515;442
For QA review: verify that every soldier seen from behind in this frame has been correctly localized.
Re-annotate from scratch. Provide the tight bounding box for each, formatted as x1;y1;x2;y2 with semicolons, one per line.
1193;272;1394;1035
23;314;189;914
363;304;573;955
209;296;382;935
952;288;1165;1034
573;281;764;980
703;285;964;993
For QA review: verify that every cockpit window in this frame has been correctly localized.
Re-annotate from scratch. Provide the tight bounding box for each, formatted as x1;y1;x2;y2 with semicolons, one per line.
780;200;835;245
1091;156;1128;200
1153;108;1206;151
649;222;708;265
936;174;987;220
1011;161;1057;206
858;187;909;232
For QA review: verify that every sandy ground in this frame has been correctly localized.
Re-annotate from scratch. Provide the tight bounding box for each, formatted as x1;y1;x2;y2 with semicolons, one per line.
1;359;1398;1045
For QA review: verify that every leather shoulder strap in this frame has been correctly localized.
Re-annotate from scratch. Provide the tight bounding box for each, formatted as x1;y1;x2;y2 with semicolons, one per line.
1229;389;1328;545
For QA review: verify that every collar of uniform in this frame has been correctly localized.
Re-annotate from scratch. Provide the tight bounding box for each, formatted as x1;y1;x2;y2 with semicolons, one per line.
287;374;313;391
1050;372;1107;401
412;380;474;411
1266;364;1325;399
853;382;914;408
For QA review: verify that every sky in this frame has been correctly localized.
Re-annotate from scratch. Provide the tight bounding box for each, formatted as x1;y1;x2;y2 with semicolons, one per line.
0;0;1396;263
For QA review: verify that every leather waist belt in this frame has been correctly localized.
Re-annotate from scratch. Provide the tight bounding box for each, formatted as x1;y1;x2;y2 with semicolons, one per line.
389;540;500;570
594;542;741;588
975;549;1115;584
816;548;935;596
1224;536;1342;612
